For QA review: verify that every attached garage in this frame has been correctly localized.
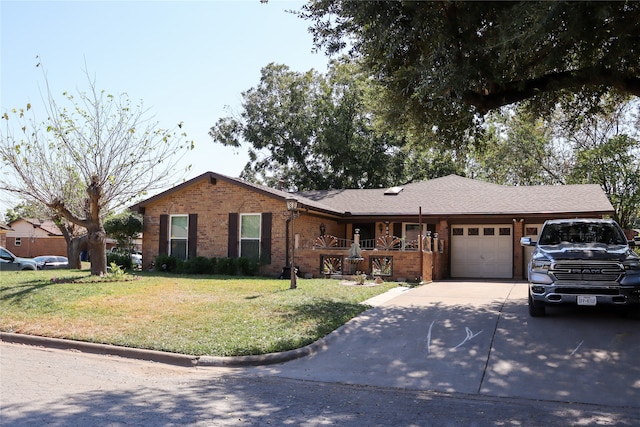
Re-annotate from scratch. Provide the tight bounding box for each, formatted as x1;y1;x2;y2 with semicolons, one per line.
450;224;513;278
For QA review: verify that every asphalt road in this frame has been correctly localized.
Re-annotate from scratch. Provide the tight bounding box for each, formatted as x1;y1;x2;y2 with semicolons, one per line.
3;281;640;426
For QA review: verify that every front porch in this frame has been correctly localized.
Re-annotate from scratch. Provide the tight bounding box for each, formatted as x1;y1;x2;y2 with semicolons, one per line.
293;232;442;283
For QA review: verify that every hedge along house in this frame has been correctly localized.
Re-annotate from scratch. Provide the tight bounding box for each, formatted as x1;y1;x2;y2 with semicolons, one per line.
130;172;614;281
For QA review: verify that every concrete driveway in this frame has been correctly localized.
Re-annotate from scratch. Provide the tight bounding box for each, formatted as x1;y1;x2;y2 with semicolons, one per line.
253;281;640;408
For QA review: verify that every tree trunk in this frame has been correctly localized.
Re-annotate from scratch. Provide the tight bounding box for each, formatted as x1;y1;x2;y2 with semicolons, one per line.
87;225;107;276
54;219;87;270
67;234;87;270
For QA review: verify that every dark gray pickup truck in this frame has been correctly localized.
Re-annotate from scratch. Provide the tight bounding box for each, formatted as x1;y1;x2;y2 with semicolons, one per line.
521;218;640;317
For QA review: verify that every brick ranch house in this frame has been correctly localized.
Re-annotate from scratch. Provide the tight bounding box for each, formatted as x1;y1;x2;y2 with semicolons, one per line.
4;218;67;258
0;223;10;248
130;171;614;282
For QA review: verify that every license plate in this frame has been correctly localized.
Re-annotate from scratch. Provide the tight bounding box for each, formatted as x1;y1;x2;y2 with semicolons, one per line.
577;295;597;306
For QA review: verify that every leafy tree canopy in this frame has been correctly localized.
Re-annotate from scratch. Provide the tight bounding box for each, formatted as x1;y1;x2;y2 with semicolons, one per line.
3;200;48;224
299;1;640;143
210;59;463;191
469;106;570;186
104;211;142;251
472;96;640;228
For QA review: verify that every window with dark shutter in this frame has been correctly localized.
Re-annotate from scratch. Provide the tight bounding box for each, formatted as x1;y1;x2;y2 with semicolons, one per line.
240;214;261;260
169;215;188;260
228;213;238;258
261;212;272;264
188;213;198;258
159;214;168;255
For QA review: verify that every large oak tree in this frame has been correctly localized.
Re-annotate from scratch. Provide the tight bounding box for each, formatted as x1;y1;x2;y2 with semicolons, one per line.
210;59;463;191
299;1;640;143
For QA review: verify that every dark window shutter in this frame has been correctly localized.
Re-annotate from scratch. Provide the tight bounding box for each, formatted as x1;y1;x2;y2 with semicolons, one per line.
159;214;168;255
188;213;198;259
261;212;272;264
393;223;402;238
228;213;238;258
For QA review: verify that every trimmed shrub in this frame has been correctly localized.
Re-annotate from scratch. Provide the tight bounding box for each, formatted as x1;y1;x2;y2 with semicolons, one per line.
183;256;214;274
153;255;259;276
238;257;259;276
107;252;133;270
217;257;237;276
155;254;179;273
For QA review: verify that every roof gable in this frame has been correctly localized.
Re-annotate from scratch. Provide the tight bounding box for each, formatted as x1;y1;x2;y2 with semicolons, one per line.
8;218;62;236
130;171;342;215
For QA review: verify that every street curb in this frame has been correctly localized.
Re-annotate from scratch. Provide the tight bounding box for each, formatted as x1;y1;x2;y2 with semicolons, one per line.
1;332;199;367
0;286;409;368
0;313;352;368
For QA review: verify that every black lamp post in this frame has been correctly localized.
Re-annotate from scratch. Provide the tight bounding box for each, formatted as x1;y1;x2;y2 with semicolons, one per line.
285;197;300;289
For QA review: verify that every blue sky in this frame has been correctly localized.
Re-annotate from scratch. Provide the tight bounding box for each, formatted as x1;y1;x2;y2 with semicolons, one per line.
0;0;329;212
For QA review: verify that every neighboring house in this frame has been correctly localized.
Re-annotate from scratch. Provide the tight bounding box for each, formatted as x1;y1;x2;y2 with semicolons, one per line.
0;223;11;248
131;171;614;281
5;218;67;258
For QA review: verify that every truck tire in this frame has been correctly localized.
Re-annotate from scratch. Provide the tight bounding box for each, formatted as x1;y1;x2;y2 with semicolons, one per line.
528;293;546;317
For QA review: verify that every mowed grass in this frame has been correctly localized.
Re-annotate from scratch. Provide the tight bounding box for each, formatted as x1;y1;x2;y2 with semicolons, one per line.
0;269;399;356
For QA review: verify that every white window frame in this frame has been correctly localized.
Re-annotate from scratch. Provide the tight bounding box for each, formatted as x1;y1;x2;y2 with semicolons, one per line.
14;237;22;247
169;214;188;260
239;213;261;259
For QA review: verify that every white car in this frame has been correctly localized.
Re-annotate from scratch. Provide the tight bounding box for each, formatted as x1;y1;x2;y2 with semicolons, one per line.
110;247;142;268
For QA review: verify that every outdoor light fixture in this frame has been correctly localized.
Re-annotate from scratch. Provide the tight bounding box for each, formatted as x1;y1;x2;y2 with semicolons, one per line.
283;197;300;289
286;198;298;212
320;223;326;236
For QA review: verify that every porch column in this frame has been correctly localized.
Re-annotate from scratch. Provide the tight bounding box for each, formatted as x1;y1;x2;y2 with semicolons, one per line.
436;219;449;280
513;218;525;279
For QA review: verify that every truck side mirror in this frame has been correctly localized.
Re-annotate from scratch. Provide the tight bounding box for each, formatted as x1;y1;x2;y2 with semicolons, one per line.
520;237;536;246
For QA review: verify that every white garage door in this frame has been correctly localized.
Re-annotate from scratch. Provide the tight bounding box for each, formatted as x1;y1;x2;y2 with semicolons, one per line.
450;224;513;279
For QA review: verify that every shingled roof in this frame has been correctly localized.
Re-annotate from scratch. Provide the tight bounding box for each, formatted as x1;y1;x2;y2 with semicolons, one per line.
297;175;614;216
9;218;62;236
132;172;614;218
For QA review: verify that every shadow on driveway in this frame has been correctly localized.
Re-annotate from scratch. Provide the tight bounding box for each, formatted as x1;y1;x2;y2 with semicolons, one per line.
253;281;640;408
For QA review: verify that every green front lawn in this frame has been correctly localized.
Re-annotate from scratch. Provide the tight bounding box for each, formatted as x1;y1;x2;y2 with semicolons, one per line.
0;269;399;356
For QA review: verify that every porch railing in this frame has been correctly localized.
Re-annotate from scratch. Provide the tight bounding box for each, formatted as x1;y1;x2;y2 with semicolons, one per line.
313;233;436;252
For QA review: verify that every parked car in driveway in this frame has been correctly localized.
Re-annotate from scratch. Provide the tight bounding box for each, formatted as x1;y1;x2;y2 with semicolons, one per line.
0;247;37;271
33;255;69;270
521;218;640;317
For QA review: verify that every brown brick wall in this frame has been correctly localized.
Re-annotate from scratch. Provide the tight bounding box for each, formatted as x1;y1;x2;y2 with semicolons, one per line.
5;236;67;258
295;247;433;282
140;177;341;277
